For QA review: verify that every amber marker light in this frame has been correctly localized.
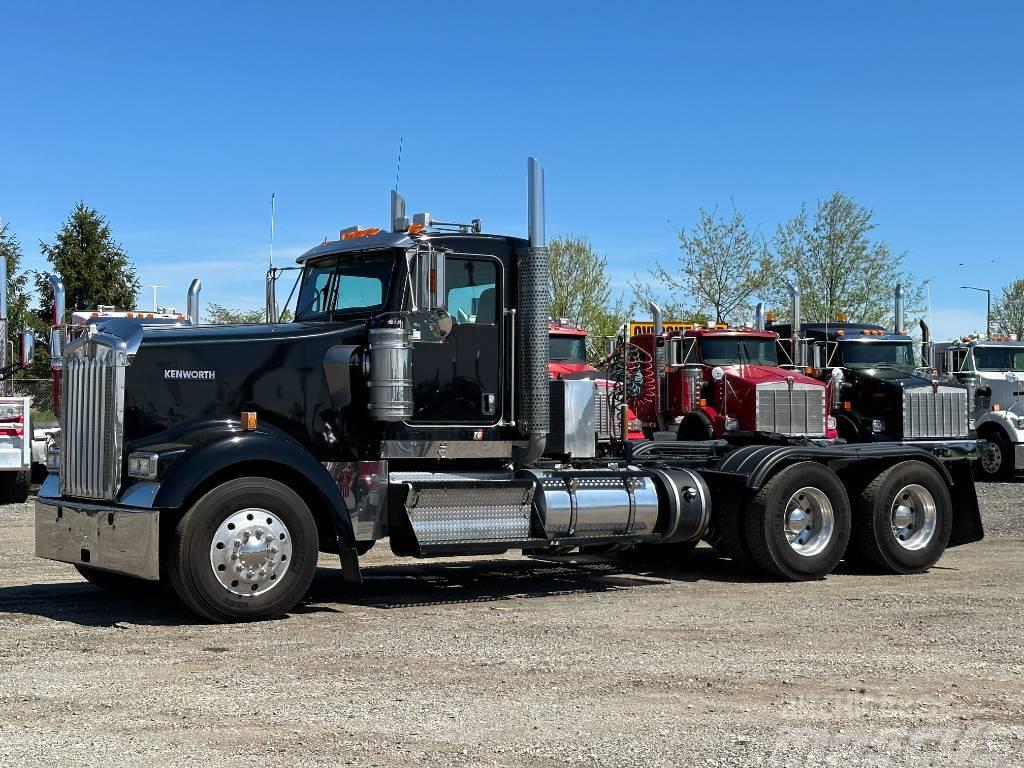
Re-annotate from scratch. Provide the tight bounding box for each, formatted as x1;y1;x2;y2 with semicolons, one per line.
241;411;258;431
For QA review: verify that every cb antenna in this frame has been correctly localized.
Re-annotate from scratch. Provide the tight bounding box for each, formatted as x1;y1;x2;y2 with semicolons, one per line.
395;136;403;191
269;192;276;269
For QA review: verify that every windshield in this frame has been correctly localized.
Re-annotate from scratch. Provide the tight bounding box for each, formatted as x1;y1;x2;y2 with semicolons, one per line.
295;252;395;320
974;346;1024;372
839;339;915;369
550;335;587;363
700;337;777;366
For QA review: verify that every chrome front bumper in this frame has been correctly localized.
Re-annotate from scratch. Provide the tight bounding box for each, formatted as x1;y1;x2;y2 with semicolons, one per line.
35;483;160;581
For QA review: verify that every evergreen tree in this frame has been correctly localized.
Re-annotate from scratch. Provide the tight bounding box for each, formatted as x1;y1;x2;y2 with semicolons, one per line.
34;202;140;321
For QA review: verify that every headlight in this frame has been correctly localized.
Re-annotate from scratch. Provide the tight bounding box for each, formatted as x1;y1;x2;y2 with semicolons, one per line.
871;419;885;433
627;419;642;432
1015;417;1024;430
724;416;740;431
826;415;837;430
127;452;160;480
968;418;977;431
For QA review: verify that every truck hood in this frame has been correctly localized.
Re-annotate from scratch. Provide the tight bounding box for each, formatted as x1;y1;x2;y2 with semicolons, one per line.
721;364;822;388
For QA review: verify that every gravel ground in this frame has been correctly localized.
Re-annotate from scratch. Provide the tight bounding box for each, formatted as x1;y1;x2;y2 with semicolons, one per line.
1;484;1022;768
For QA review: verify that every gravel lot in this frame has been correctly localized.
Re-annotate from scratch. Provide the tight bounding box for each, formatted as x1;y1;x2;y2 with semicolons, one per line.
1;484;1022;767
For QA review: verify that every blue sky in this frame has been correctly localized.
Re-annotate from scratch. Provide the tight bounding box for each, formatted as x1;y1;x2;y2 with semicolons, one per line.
1;1;1021;339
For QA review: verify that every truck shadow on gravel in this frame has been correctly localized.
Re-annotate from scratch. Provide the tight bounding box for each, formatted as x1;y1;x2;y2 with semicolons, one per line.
0;548;915;626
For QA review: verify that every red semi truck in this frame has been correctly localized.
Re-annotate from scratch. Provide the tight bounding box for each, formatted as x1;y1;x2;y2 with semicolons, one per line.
629;304;838;443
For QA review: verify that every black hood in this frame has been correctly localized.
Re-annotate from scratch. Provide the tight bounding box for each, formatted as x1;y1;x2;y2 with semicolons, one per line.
121;320;370;453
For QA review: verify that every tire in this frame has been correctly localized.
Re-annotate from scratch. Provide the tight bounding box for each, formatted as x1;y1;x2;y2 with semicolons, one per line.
976;430;1013;481
743;462;851;581
850;460;953;574
678;412;714;441
0;470;30;503
706;492;753;568
168;477;319;622
31;462;48;485
75;565;154;597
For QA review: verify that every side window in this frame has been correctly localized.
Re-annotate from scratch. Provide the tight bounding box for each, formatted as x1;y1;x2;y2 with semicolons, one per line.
446;258;498;324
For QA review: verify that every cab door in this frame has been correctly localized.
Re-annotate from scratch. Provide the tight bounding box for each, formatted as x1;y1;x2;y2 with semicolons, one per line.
410;254;502;424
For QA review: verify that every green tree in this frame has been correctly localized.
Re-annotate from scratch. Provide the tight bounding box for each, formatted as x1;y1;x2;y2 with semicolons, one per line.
992;279;1024;340
548;235;634;361
645;205;774;324
205;303;270;324
34;203;140;322
766;194;922;327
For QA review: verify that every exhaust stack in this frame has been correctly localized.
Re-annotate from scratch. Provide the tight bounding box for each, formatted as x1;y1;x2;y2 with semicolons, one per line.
391;190;408;233
894;284;905;334
788;282;802;366
649;300;665;431
920;318;932;369
516;157;550;464
186;279;202;325
753;302;766;331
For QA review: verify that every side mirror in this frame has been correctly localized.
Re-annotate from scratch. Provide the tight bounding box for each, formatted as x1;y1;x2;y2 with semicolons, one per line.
666;336;682;367
49;327;62;359
414;247;446;311
19;329;35;368
812;343;824;369
711;366;725;382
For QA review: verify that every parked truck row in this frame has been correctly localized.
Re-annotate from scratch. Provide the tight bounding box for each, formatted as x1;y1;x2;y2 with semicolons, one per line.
31;158;985;622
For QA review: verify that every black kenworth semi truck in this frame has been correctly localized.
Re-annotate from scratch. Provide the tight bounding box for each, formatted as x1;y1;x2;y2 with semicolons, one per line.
771;286;975;460
36;159;983;622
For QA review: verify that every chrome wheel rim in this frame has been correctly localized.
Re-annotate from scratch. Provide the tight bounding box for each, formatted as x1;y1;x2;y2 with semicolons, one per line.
980;441;1003;475
210;508;292;597
889;484;937;551
783;487;835;557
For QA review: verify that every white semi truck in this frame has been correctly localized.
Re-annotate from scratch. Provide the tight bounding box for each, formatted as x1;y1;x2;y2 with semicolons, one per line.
934;336;1024;480
0;255;37;502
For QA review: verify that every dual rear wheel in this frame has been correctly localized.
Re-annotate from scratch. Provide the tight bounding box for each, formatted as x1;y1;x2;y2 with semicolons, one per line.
716;460;952;580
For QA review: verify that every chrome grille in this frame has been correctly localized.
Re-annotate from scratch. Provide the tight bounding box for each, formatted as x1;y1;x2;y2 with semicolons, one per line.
594;386;613;440
60;339;126;500
756;384;826;437
903;386;969;439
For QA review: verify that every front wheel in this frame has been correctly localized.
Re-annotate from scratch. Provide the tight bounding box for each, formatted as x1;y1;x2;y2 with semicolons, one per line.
168;477;319;622
850;460;952;574
743;462;851;581
977;431;1014;481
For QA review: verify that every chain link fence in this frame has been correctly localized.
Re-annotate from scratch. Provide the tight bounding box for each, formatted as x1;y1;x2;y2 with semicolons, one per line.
9;378;57;426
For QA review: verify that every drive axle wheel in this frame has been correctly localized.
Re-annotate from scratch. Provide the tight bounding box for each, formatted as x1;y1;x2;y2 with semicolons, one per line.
168;477;318;622
851;461;952;574
743;462;851;581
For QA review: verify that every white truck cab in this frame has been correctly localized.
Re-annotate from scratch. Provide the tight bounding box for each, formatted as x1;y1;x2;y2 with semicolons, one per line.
935;337;1024;479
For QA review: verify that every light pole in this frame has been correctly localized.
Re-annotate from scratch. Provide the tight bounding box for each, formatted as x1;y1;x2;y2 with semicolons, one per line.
961;285;991;338
148;285;165;312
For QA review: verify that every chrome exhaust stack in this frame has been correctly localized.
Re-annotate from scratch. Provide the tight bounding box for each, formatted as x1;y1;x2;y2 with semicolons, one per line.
895;284;905;334
515;157;550;465
186;279;202;326
788;282;803;366
649;300;666;432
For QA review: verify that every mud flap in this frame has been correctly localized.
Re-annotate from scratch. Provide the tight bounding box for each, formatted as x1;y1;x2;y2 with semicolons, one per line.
947;459;984;547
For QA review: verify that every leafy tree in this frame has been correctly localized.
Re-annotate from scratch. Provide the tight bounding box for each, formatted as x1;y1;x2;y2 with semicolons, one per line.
0;221;32;348
205;303;266;324
34;203;140;321
645;205;773;324
993;279;1024;340
766;194;922;327
548;235;634;361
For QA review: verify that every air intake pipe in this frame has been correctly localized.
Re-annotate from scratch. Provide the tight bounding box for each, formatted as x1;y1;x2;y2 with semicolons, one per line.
895;284;905;334
515;157;550;465
788;282;802;366
753;302;766;331
186;278;201;325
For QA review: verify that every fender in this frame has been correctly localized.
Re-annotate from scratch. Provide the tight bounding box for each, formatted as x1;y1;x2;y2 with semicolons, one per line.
148;424;362;582
678;408;716;440
975;410;1024;444
834;412;864;442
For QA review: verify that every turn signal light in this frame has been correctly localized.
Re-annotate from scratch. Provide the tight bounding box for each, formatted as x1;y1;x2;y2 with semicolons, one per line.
340;227;382;240
241;411;258;431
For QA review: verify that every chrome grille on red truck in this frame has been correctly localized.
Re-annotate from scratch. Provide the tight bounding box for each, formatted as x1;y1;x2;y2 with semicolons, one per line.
60;339;126;500
755;383;826;437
